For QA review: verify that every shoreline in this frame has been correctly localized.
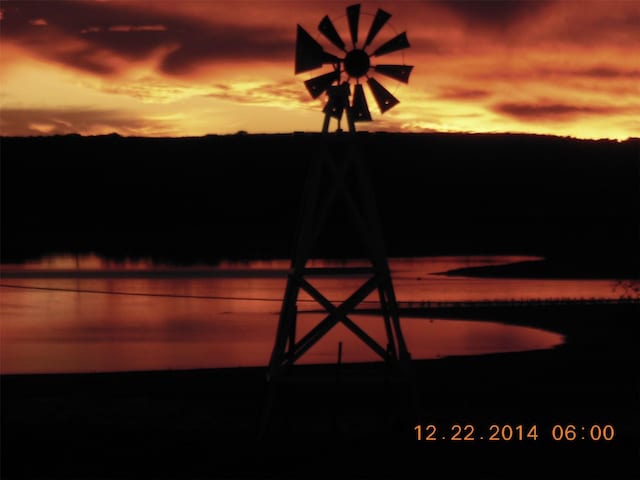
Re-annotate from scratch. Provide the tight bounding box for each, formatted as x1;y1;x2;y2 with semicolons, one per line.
437;257;640;280
2;252;638;280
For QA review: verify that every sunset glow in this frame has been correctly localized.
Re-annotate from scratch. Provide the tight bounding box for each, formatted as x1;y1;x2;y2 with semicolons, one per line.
1;0;638;139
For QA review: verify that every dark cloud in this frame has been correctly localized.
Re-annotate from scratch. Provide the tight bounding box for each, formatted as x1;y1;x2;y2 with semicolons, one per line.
159;24;291;75
2;2;171;56
476;64;640;84
533;66;640;80
437;87;490;100
410;36;452;55
572;66;640;79
0;108;171;136
54;48;116;75
431;0;555;29
552;8;640;47
1;1;294;76
493;102;623;122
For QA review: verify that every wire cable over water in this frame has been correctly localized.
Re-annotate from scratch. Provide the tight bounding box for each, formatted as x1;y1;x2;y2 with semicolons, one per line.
0;283;380;305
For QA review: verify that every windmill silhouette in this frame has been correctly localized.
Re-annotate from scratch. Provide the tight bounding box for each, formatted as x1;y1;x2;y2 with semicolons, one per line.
295;4;413;133
267;4;413;382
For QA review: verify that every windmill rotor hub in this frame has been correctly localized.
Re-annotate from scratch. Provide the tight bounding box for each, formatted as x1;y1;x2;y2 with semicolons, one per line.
344;49;370;78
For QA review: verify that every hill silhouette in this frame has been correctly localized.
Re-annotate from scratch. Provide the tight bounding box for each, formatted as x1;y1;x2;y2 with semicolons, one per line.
1;132;638;273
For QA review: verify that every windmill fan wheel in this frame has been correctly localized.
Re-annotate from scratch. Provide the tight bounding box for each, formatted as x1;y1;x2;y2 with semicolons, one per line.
295;3;413;131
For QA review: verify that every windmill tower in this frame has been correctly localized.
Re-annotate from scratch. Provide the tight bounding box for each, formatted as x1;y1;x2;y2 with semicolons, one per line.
268;4;413;381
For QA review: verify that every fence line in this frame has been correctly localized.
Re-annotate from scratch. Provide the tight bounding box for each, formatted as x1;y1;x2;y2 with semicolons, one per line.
396;297;639;310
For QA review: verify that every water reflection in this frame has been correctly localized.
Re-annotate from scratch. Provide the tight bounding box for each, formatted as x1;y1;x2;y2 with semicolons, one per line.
1;253;619;374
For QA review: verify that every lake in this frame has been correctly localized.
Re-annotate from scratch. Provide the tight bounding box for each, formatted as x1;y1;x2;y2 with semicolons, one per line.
0;254;624;374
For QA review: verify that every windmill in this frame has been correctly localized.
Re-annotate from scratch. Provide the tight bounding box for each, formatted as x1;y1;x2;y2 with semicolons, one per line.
267;4;413;384
295;3;413;132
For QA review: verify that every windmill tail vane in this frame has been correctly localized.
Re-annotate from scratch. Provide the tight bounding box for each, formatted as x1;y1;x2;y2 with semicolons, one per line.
295;3;413;133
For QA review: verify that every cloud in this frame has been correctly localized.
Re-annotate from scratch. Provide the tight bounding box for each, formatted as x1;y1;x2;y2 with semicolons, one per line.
98;76;213;104
550;6;640;47
409;36;452;56
568;66;640;80
0;108;173;137
431;0;555;30
493;102;625;122
158;24;291;75
471;63;640;88
1;1;638;140
205;79;312;108
1;1;293;76
108;25;167;33
436;87;490;101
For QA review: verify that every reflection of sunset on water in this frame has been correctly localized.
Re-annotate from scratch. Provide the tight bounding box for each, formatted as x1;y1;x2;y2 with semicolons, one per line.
8;254;630;375
1;1;638;139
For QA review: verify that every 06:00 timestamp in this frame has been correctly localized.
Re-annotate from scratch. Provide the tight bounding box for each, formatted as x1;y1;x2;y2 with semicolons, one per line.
414;424;615;441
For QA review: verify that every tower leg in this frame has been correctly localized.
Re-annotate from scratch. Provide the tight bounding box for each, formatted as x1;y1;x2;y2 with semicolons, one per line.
322;113;331;133
346;108;356;133
268;149;324;379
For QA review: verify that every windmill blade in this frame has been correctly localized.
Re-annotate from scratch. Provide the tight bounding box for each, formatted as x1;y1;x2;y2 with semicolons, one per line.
304;70;340;99
295;25;341;74
350;84;372;122
374;64;414;84
367;77;399;113
318;15;346;52
346;4;360;47
364;8;391;48
372;32;410;57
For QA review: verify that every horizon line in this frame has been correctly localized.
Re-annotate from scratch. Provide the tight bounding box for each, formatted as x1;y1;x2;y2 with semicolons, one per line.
1;130;637;143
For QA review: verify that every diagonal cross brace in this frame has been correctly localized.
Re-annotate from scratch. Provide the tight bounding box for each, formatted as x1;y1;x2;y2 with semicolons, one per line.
282;274;389;366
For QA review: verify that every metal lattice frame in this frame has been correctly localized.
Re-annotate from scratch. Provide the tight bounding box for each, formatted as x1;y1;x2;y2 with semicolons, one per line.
268;139;411;379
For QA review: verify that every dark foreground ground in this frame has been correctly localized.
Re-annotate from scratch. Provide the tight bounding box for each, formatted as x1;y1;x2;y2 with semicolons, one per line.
2;303;638;479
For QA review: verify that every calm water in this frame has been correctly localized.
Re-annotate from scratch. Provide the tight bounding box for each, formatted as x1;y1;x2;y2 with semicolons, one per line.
0;254;623;374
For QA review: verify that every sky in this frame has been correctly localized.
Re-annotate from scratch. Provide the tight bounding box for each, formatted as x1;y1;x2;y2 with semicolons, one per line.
0;0;638;139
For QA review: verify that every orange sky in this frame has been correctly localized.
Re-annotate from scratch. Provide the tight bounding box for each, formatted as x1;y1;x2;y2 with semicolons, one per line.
0;0;638;139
